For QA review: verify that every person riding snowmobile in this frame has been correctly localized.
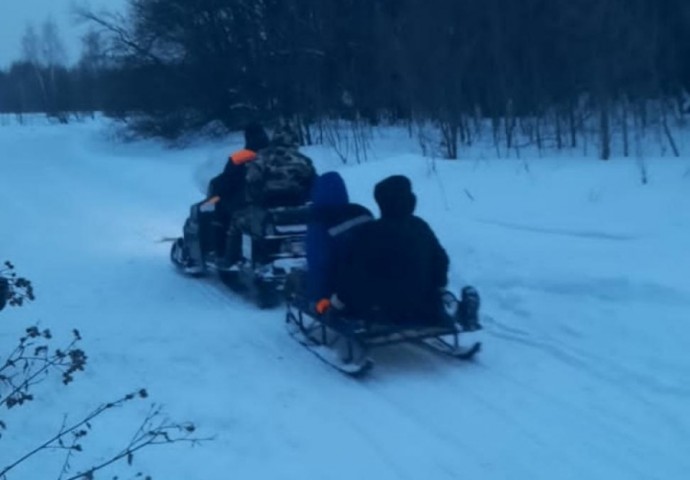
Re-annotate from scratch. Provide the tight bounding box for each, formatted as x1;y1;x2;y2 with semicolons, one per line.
243;125;316;208
203;122;270;259
220;124;317;269
208;122;270;210
180;123;269;270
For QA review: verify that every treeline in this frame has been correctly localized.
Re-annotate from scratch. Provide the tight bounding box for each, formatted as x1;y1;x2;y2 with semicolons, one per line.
0;22;112;121
1;0;689;158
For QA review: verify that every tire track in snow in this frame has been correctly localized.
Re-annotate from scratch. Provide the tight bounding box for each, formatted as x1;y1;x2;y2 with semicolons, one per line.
477;328;690;476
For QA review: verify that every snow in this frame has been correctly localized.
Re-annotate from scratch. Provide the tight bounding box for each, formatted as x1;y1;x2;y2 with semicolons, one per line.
1;115;689;479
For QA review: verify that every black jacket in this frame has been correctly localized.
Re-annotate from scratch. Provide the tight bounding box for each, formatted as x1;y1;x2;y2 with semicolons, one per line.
208;162;248;213
337;175;449;324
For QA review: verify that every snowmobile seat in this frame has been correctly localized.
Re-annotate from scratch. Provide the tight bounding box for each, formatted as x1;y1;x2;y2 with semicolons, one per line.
236;204;310;238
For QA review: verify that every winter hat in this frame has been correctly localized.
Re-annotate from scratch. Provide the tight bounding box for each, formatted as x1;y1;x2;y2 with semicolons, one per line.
374;175;416;218
244;123;270;152
271;124;300;148
311;171;349;207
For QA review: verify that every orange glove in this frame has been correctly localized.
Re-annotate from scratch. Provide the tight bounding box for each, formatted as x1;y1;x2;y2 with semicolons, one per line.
315;298;331;315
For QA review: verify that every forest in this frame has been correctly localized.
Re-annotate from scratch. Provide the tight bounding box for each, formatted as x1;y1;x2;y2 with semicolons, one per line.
1;0;688;158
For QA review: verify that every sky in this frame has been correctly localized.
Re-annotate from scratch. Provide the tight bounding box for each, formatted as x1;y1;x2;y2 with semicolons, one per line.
0;0;127;68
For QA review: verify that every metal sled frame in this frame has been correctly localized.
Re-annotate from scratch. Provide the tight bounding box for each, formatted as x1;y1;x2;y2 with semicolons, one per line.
285;293;481;376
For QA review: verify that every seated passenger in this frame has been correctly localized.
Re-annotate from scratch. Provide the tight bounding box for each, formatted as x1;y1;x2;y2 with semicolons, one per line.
224;125;318;268
305;172;373;313
334;175;481;329
183;123;270;267
244;125;317;208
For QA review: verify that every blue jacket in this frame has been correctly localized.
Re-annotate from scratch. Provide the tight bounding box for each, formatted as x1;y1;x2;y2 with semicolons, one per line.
306;172;373;301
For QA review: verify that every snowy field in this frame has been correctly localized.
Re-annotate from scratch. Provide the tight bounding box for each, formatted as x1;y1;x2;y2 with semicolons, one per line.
1;117;689;479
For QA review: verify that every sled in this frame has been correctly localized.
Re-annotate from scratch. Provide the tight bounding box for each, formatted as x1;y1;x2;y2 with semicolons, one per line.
285;291;481;376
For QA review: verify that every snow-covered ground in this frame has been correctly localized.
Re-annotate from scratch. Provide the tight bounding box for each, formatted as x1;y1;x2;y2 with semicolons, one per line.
1;117;689;479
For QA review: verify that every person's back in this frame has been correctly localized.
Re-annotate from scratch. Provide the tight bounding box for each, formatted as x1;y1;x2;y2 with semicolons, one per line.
245;125;316;208
306;172;373;304
337;175;449;324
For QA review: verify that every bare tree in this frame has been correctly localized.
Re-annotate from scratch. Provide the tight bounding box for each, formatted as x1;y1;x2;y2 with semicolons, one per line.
20;24;48;111
40;19;67;68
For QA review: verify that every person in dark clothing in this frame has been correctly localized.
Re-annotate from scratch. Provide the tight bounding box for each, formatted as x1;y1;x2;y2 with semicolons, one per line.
207;122;270;206
334;174;482;329
305;172;374;313
334;175;449;324
208;123;270;253
183;123;270;266
222;124;316;269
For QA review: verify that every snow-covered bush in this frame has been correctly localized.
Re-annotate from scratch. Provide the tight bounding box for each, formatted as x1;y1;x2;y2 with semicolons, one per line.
0;262;206;480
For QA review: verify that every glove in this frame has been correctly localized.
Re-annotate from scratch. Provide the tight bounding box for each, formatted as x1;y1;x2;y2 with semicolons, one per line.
315;298;331;315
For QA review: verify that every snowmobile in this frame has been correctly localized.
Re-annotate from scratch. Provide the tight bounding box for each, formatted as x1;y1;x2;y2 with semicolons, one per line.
285;285;482;376
170;202;310;308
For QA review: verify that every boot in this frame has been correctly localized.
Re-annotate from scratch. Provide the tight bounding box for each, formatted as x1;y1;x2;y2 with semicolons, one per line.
456;286;481;331
214;227;242;270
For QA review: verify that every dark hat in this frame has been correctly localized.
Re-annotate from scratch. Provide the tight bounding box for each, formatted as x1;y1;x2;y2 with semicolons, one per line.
374;175;416;218
311;171;349;207
244;123;270;152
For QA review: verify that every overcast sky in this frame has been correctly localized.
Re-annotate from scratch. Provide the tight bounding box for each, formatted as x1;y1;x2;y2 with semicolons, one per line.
0;0;127;68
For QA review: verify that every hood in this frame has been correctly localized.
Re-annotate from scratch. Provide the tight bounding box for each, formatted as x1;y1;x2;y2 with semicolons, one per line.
374;175;416;218
311;171;349;207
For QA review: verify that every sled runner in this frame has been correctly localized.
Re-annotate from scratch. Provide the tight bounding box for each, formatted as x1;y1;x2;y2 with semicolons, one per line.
285;291;481;376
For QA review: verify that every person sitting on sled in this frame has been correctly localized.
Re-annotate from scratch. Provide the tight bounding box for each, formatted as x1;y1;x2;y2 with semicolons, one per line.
304;172;374;314
332;175;481;330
